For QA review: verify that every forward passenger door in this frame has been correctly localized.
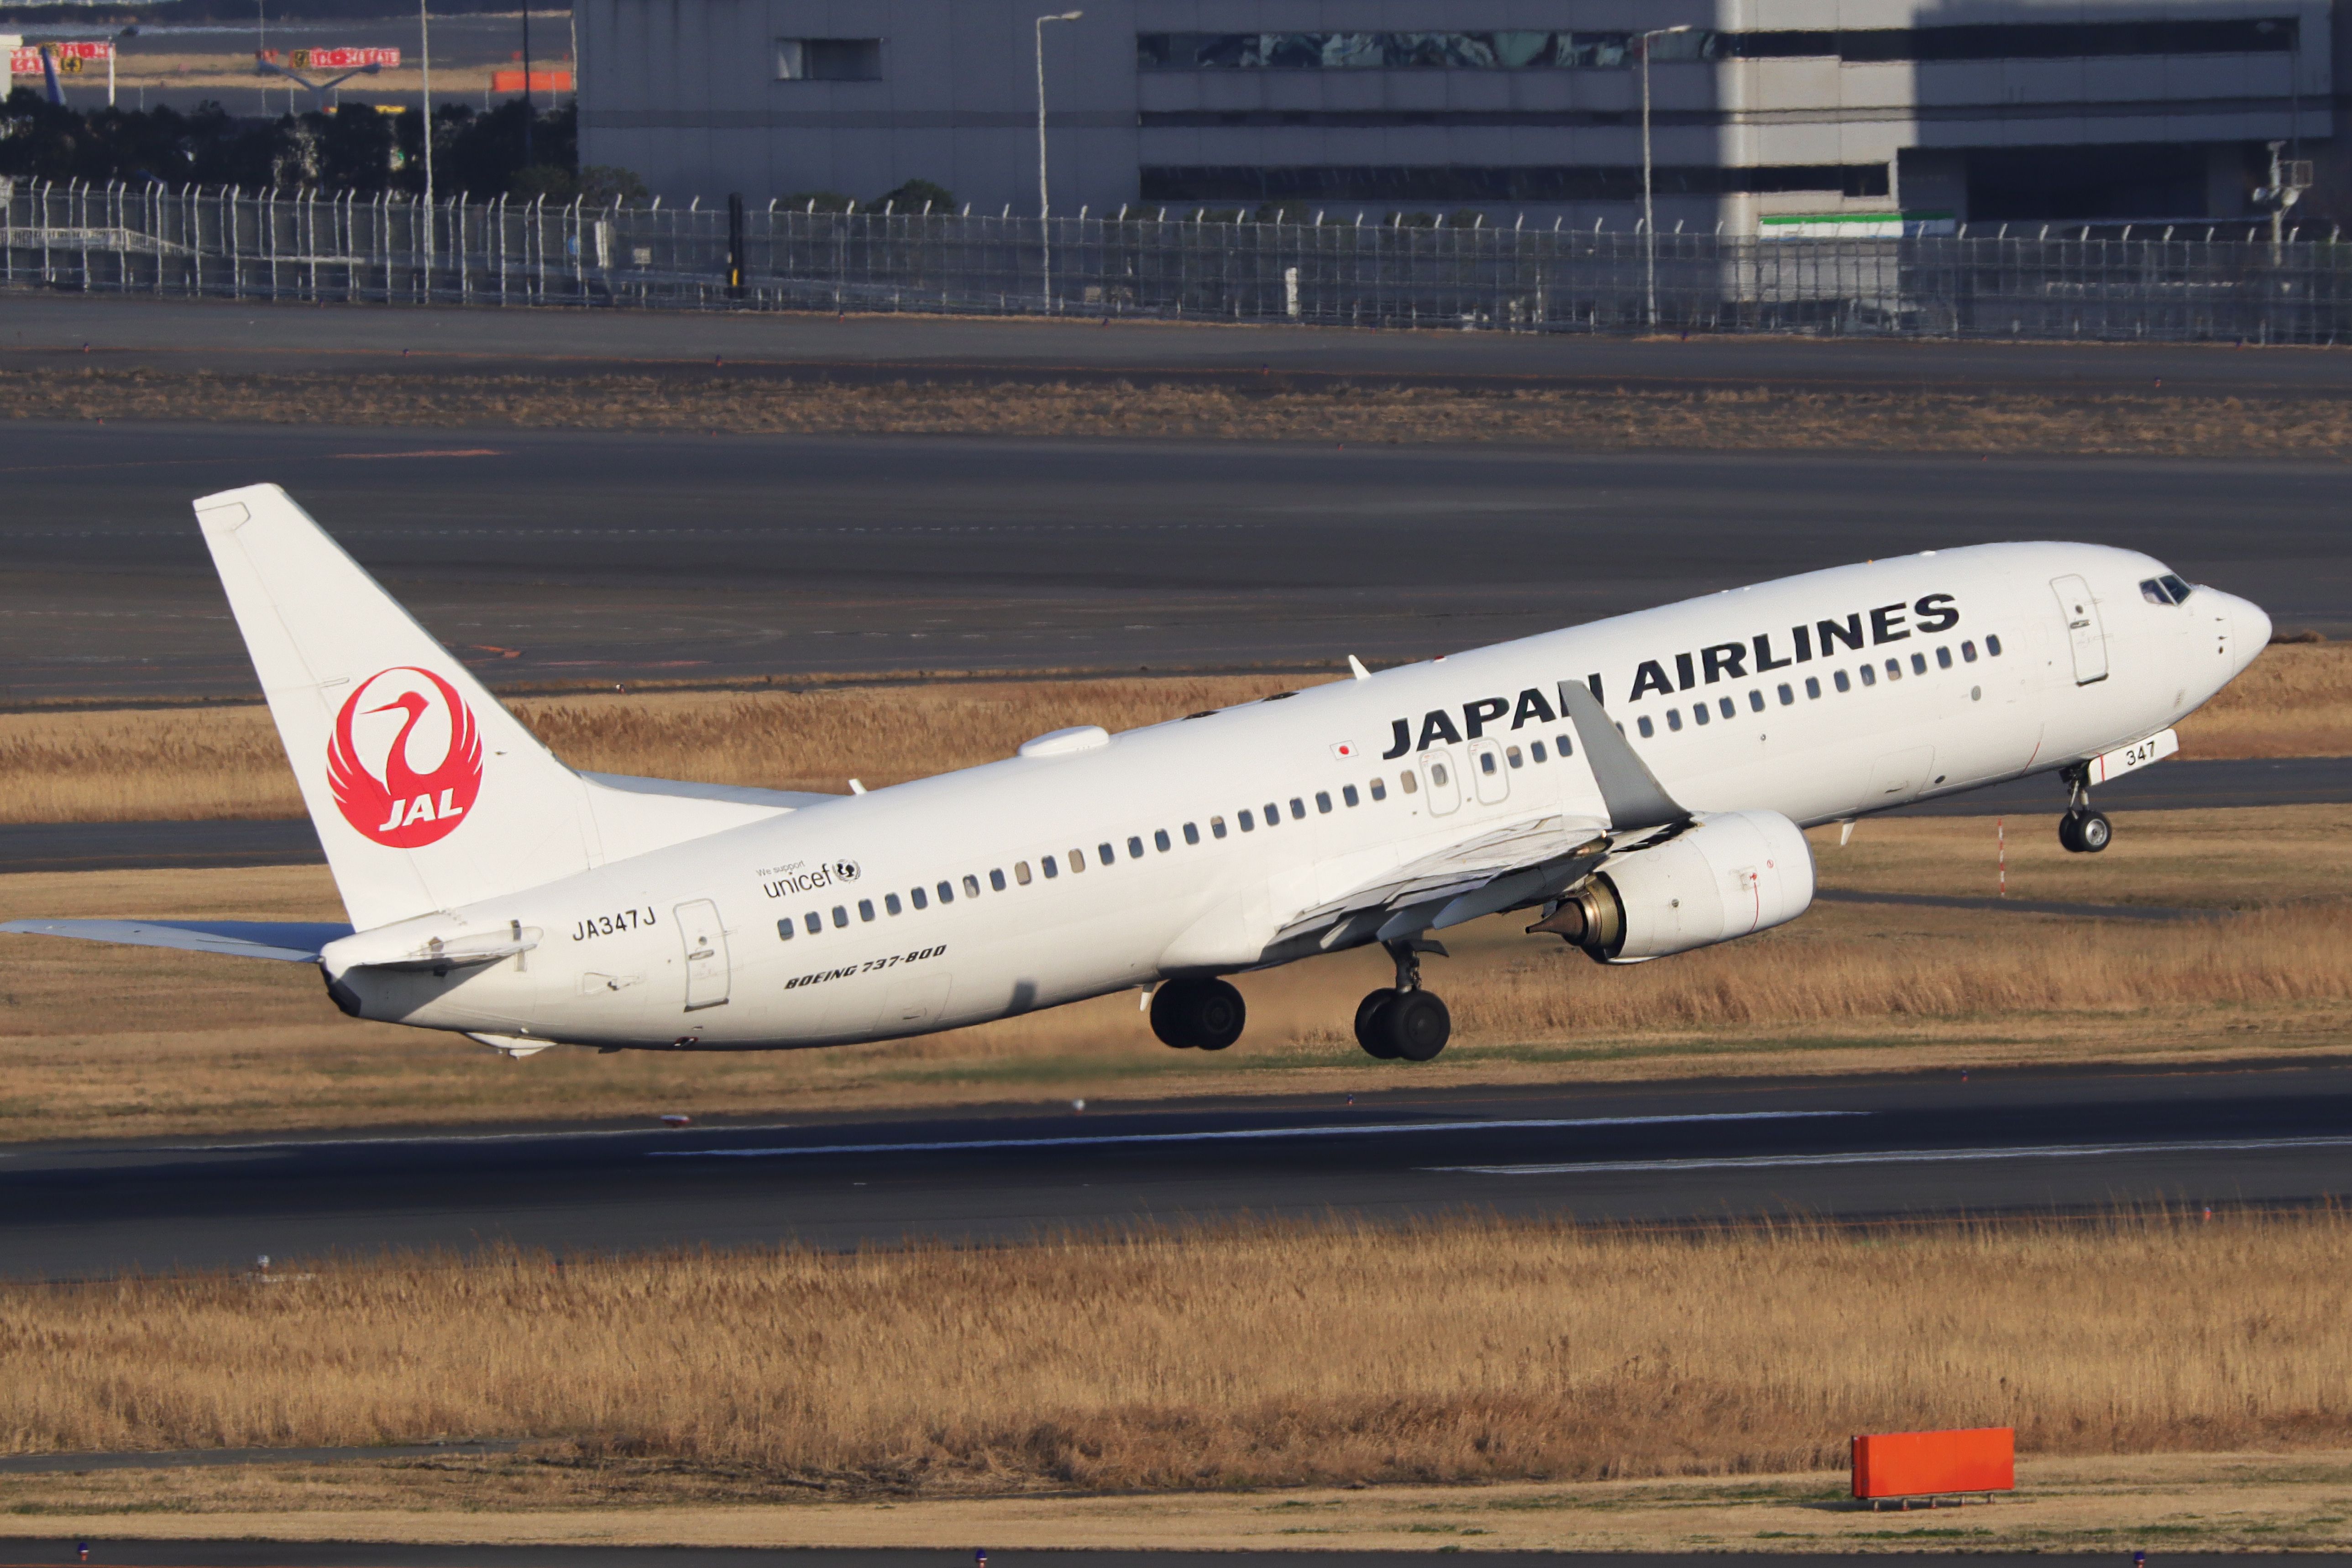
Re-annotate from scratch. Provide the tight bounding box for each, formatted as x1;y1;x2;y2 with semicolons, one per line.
2051;575;2109;685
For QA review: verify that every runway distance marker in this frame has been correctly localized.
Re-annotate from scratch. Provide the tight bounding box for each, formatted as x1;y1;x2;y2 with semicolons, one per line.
1429;1132;2352;1176
650;1110;1863;1160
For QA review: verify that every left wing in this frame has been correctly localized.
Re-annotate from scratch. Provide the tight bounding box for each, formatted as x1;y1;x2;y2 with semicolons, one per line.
1278;813;1614;948
0;919;353;962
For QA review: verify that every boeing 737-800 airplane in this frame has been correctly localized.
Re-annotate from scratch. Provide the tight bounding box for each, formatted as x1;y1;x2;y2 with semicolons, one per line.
3;486;2268;1064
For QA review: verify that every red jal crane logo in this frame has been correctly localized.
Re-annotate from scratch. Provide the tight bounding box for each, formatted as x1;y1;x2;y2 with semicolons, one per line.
327;667;483;847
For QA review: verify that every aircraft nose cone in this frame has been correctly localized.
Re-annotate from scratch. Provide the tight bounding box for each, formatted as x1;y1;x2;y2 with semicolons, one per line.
2237;595;2273;664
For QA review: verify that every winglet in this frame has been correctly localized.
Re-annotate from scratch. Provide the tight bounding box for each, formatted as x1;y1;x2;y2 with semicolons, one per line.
1555;679;1688;833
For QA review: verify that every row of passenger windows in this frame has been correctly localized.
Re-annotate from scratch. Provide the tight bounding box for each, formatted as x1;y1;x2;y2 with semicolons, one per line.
1631;636;2002;740
777;729;1587;943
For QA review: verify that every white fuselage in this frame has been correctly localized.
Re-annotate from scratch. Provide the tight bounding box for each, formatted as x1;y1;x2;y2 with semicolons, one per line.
332;542;2266;1050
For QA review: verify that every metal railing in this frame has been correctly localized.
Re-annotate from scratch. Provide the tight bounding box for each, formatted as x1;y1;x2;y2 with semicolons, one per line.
7;178;2351;343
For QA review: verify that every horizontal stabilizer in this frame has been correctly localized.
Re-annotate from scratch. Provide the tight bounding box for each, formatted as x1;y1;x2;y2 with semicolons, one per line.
0;918;354;962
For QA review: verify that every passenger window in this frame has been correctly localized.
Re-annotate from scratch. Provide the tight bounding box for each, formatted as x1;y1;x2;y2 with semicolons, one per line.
1936;646;1952;670
1479;752;1498;775
1694;703;1710;726
858;898;875;921
1290;797;1306;819
1746;691;1763;713
911;886;929;909
1806;676;1821;698
1015;861;1032;885
1859;665;1876;687
832;905;849;928
1530;740;1547;762
1987;634;2004;656
1667;709;1683;732
1100;841;1116;863
1070;847;1086;871
1400;771;1418;794
1556;732;1574;757
965;874;983;897
1315;791;1332;813
776;918;794;941
1153;829;1171;851
1126;837;1144;860
989;869;1006;891
1240;809;1256;831
1342;784;1360;806
1183;822;1200;844
1507;746;1523;768
1886;658;1903;681
1777;682;1793;705
1962;640;1978;662
1834;670;1851;692
1211;816;1227;838
1637;715;1655;738
885;892;903;914
1910;652;1927;675
1426;766;1447;788
1042;856;1058;879
1369;778;1387;801
1265;802;1281;825
938;880;955;904
804;911;822;933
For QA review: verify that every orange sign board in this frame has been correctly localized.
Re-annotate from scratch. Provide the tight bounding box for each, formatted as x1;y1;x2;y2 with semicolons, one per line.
1851;1427;2015;1499
491;68;571;92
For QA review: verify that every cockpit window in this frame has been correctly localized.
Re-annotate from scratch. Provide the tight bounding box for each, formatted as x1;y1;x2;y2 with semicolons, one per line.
2142;575;2196;606
2141;578;2169;604
2161;573;2194;603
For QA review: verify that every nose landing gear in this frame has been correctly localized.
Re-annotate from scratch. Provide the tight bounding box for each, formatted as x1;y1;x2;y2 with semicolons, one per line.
2057;764;2113;854
1353;938;1453;1062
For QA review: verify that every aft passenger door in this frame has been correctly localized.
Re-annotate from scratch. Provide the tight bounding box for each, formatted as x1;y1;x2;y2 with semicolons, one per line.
676;898;730;1011
2051;575;2109;685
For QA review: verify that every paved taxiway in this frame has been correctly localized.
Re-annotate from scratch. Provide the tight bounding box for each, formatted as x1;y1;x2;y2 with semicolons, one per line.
0;421;2330;702
9;1553;2317;1568
5;1065;2349;1280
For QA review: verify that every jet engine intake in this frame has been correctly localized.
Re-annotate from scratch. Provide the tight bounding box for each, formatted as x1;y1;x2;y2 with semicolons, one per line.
1530;810;1814;963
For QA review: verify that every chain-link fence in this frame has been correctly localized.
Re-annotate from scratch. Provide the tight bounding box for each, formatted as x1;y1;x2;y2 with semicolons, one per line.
7;178;2351;343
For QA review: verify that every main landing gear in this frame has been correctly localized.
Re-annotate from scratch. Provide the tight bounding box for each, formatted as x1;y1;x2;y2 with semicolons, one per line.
1353;939;1452;1063
1150;977;1246;1051
2057;764;2112;854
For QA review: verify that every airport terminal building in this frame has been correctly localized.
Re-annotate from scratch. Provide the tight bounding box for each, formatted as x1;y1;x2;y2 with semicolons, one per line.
577;1;2338;231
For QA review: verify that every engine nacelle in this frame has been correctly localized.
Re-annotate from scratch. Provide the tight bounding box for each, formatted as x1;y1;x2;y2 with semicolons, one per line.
1536;810;1815;964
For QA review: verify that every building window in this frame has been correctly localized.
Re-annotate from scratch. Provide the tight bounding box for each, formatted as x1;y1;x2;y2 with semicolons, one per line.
776;37;882;80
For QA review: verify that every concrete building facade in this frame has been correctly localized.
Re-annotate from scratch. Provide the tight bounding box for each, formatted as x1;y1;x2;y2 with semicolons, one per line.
577;0;2338;230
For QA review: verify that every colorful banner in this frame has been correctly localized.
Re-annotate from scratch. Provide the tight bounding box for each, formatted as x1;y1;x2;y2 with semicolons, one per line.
288;47;400;69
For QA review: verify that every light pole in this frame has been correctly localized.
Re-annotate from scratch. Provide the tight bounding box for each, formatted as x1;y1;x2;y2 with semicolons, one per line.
1035;9;1082;313
420;0;435;269
1639;24;1691;329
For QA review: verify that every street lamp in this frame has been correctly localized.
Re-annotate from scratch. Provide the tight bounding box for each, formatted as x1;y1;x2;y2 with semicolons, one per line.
1035;9;1082;313
1638;24;1691;329
420;0;435;269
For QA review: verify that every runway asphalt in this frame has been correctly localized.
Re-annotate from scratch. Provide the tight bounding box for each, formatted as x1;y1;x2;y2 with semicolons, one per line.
5;1062;2349;1280
4;757;2335;874
0;420;2330;702
13;292;2352;394
5;1554;2316;1568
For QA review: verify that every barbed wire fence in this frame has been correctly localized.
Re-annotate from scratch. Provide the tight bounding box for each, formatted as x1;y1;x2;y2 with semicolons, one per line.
6;177;2351;343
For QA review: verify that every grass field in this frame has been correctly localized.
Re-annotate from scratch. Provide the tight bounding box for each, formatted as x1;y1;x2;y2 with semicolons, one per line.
0;645;2341;824
4;1210;2347;1497
1;805;2346;1143
14;364;2352;461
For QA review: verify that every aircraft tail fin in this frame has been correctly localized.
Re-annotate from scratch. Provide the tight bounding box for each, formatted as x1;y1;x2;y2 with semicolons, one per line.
194;485;789;930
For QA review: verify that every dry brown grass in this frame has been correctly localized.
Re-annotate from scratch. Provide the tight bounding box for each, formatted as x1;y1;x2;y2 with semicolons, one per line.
2177;640;2352;757
0;674;1304;823
5;1210;2349;1493
0;648;2338;826
14;365;2352;458
3;807;2350;1143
